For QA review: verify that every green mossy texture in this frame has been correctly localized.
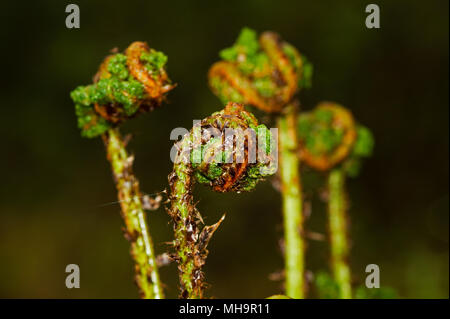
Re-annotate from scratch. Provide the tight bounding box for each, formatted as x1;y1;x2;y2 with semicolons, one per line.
209;77;245;105
189;107;276;192
169;104;275;298
213;27;313;100
298;109;345;157
298;108;374;177
342;125;374;177
70;49;169;138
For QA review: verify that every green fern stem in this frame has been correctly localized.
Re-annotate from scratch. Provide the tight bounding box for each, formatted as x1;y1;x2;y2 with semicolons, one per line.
168;102;275;299
327;168;351;299
169;132;228;299
168;137;201;299
277;105;305;299
103;128;163;299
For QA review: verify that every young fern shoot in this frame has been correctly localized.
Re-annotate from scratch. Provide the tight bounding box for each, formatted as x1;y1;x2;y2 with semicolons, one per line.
208;28;312;298
70;42;174;298
168;102;277;299
298;102;374;299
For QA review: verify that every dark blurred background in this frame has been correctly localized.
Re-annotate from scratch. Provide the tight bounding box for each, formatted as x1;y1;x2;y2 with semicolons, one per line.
0;0;448;298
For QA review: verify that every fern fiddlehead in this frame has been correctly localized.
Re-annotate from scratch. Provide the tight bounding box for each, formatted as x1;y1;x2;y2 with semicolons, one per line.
168;102;277;298
298;102;374;299
208;28;312;298
70;41;174;298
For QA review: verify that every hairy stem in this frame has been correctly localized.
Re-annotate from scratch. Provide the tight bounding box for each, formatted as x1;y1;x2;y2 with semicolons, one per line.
169;136;225;299
328;168;352;299
277;104;305;299
169;154;200;298
103;128;163;299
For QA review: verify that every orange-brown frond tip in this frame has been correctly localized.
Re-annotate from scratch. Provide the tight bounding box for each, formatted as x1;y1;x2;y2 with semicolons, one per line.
174;102;277;193
70;41;174;138
208;28;313;113
298;102;374;176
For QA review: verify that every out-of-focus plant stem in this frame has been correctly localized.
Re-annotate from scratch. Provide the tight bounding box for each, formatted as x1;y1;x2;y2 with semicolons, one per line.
328;168;352;299
277;104;305;299
103;128;163;299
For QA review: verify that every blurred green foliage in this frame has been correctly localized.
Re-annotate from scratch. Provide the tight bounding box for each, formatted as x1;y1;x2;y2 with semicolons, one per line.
344;125;375;177
315;271;398;299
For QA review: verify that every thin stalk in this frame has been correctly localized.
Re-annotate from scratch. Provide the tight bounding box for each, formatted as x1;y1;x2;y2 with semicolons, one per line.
103;128;163;299
169;146;200;299
169;136;224;299
277;104;305;299
327;168;352;299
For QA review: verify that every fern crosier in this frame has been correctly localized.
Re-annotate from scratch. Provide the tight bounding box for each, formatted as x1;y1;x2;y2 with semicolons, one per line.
168;102;276;298
208;27;312;113
70;41;174;138
298;102;374;299
69;41;174;299
297;102;374;176
208;27;311;298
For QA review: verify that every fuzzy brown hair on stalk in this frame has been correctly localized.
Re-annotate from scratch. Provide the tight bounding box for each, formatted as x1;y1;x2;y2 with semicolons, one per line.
168;102;277;298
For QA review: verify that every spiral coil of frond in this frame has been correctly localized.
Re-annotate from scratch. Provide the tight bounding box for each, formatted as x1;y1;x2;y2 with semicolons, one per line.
168;102;276;298
71;41;174;138
208;28;312;113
